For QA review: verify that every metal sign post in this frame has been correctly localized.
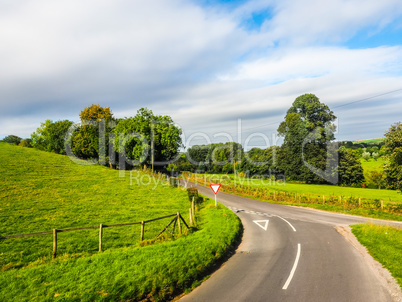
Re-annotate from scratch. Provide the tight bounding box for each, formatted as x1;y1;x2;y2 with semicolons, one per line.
210;184;221;207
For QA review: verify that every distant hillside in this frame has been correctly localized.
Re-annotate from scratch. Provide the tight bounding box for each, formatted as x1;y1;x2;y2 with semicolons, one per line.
353;138;384;144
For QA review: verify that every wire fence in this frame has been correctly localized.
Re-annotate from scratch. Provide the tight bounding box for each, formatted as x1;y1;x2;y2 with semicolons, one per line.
1;212;189;259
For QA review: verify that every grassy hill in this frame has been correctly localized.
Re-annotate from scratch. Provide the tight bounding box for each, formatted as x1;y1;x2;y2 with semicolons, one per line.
0;142;192;265
0;143;241;301
353;138;384;144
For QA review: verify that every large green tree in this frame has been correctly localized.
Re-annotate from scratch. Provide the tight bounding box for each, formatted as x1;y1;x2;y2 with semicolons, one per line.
71;104;114;162
277;94;337;183
31;120;73;154
113;108;182;169
383;122;402;190
337;146;364;186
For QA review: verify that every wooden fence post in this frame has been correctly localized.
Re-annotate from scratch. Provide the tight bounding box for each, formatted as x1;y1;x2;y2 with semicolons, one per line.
140;221;145;241
273;191;276;201
323;195;325;204
99;224;103;252
177;212;182;235
6;212;193;258
52;229;57;259
189;208;193;226
359;198;361;208
192;197;196;226
381;200;384;210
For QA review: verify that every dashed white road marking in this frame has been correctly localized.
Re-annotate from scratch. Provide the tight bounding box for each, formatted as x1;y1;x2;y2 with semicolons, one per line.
227;207;296;232
227;206;273;217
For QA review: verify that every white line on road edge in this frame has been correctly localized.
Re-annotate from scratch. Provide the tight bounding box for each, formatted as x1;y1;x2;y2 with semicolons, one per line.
275;215;296;232
282;243;301;290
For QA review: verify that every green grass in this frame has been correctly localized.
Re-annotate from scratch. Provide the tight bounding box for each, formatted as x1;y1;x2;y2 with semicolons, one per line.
195;173;401;202
360;157;385;183
360;158;385;173
0;142;191;269
351;224;402;288
0;203;241;301
0;143;242;300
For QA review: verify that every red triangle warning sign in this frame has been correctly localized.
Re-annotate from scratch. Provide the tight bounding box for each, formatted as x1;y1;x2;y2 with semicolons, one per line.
210;184;221;194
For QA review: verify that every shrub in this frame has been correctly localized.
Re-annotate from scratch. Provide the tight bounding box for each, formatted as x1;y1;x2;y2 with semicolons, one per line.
19;139;32;148
2;135;22;145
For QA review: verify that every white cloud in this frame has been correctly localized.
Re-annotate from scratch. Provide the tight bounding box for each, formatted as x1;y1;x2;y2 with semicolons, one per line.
263;0;402;45
0;0;246;90
0;0;250;127
221;46;402;83
0;0;402;145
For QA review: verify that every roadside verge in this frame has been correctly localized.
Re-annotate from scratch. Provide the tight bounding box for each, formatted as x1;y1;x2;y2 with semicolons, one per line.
0;199;242;301
335;225;402;302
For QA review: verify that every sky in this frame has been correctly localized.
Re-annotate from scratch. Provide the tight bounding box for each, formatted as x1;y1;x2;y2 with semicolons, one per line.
1;0;402;149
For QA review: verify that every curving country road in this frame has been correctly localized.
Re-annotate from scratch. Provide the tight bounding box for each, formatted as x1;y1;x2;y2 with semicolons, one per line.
179;182;402;302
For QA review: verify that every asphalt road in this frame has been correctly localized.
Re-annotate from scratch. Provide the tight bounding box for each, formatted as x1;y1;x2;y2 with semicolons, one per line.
179;182;402;302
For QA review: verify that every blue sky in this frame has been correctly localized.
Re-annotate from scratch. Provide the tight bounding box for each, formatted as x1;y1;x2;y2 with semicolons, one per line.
0;0;402;149
347;20;402;48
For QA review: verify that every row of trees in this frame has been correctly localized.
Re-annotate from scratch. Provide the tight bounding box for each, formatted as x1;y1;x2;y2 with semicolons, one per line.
28;105;182;169
168;94;364;186
167;142;243;175
167;93;402;189
4;95;402;190
1;134;31;147
341;140;389;160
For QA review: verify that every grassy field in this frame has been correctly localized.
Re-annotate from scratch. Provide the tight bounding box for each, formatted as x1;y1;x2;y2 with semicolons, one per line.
191;173;401;202
360;157;385;171
0;143;241;300
185;172;402;220
360;157;385;180
351;224;402;288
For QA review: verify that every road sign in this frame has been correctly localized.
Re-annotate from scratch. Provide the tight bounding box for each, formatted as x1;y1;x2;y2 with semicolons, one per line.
210;184;221;207
253;220;269;231
210;184;221;194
